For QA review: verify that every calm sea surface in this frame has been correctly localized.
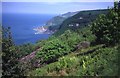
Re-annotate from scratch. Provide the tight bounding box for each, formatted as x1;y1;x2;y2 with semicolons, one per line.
2;13;56;45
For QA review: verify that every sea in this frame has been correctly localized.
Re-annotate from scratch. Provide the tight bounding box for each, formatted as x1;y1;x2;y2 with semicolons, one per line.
2;13;56;45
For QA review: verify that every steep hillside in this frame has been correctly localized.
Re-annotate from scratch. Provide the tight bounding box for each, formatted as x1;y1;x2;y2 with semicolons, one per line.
55;9;108;36
26;6;119;76
20;9;108;74
28;45;119;76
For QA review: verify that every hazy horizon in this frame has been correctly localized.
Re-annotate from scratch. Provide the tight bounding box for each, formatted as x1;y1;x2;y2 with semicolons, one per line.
2;2;114;15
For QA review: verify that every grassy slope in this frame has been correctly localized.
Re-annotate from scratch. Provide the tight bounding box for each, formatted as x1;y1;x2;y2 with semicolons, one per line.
28;45;118;76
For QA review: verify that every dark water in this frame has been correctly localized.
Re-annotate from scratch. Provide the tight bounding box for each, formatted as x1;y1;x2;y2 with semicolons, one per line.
2;13;56;45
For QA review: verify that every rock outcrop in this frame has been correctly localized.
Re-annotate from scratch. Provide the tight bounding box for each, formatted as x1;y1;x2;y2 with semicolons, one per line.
76;41;90;50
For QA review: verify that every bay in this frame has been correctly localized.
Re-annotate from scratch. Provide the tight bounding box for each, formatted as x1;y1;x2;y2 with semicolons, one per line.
2;13;56;45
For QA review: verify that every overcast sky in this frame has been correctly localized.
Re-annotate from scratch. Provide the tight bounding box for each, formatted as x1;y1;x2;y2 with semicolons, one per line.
2;1;114;14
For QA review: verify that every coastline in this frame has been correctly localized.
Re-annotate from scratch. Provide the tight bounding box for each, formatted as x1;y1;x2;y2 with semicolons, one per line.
33;26;55;34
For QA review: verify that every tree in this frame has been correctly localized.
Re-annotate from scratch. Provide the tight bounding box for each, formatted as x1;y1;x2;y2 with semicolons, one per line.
91;1;120;45
2;27;21;77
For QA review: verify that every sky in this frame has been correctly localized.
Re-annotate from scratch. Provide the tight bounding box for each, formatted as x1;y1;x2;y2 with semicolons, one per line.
2;1;114;14
2;0;114;2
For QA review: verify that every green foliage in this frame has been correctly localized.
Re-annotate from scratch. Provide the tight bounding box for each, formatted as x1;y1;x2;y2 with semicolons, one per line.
2;4;119;76
36;33;71;64
27;6;119;76
28;56;79;76
56;56;79;71
34;9;107;66
28;62;57;76
15;43;36;58
76;46;118;76
2;27;21;76
28;45;119;76
91;5;120;45
35;28;94;64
